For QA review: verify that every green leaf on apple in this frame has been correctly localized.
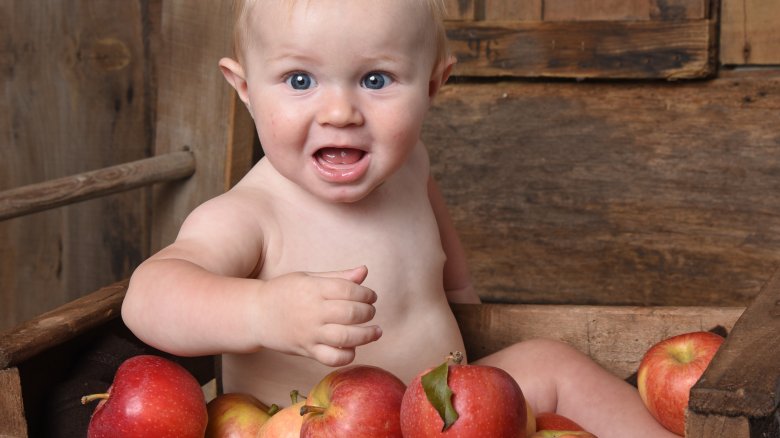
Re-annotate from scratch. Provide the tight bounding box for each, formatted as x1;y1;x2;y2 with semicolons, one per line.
421;360;459;431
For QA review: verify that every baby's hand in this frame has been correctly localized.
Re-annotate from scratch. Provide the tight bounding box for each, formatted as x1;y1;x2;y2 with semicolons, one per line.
253;265;381;367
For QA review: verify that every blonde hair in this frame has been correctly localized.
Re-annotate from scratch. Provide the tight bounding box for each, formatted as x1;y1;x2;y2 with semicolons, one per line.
230;0;450;66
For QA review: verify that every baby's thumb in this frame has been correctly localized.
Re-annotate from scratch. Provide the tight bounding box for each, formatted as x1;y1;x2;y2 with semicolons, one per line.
312;266;368;284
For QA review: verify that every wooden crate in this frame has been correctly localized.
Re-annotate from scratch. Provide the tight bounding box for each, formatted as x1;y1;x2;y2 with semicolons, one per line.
1;270;777;437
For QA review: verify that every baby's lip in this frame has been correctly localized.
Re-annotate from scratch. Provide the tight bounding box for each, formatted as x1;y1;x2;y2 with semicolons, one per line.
312;146;370;183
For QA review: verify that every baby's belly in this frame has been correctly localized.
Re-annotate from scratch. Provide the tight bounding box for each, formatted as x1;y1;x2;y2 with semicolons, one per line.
221;301;466;406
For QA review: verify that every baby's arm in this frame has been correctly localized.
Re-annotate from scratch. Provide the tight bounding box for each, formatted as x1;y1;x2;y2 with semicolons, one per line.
121;189;381;366
428;176;480;304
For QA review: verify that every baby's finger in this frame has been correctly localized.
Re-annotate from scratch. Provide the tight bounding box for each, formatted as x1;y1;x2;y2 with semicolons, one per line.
321;300;376;325
317;324;383;349
310;344;357;367
321;283;377;304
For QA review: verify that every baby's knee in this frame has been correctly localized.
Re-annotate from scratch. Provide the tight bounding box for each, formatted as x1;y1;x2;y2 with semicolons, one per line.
502;338;586;362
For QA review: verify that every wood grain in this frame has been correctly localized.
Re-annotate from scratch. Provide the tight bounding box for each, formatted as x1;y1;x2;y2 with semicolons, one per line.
151;0;254;251
0;151;194;221
720;0;780;65
446;19;715;79
0;367;27;437
689;268;780;418
452;303;743;379
0;280;127;369
0;1;154;331
424;71;780;306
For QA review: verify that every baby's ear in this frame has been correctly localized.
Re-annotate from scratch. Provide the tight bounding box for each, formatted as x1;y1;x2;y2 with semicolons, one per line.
428;55;456;99
219;57;251;110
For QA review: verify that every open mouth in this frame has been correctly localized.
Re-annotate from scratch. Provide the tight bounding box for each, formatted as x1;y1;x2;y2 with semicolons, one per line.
312;147;369;182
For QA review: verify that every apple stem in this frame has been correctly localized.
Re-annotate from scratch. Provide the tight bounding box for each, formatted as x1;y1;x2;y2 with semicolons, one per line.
448;351;464;365
300;405;326;416
290;389;301;404
267;403;280;416
80;393;110;405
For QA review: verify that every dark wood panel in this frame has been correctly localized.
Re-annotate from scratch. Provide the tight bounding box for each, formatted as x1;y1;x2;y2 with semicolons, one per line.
446;19;715;79
0;1;157;331
425;71;780;306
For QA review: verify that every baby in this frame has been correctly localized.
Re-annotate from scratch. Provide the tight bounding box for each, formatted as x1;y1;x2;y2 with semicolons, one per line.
122;1;676;436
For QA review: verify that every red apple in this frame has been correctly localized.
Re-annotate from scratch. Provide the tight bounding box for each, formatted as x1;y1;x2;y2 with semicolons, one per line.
530;431;597;438
257;390;305;438
637;331;725;436
535;412;585;432
206;392;275;437
300;365;406;438
81;354;207;438
400;352;527;437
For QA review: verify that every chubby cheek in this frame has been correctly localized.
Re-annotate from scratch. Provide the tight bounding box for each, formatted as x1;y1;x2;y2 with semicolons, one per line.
382;103;427;149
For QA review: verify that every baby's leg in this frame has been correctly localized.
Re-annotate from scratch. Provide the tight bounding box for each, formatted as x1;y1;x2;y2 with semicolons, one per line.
474;339;677;438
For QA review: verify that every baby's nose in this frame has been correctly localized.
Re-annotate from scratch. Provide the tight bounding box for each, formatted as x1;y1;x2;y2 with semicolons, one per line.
316;88;364;127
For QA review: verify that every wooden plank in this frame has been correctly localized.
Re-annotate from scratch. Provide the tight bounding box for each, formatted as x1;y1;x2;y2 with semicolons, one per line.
689;269;780;419
543;0;707;21
446;19;715;79
0;367;27;438
452;303;743;379
151;0;253;251
0;151;194;221
0;280;127;369
686;411;750;438
485;0;542;21
424;71;780;306
720;0;780;65
544;0;653;21
0;1;153;331
444;0;477;20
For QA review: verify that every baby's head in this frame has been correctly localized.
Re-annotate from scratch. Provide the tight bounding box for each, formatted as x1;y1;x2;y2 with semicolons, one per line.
230;0;451;70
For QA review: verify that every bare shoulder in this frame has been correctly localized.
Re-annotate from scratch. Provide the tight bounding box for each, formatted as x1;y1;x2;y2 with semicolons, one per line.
156;162;275;277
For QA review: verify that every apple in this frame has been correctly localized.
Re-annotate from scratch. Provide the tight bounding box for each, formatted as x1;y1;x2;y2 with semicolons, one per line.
206;392;276;437
400;352;527;437
300;364;406;438
257;390;305;438
81;354;207;438
530;431;597;438
535;412;585;432
637;331;725;436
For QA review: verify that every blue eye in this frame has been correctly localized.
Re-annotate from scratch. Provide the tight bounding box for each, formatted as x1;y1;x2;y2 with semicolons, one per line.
361;72;392;90
286;72;316;90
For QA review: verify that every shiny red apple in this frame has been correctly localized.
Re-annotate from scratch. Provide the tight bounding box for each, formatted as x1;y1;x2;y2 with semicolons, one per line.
81;354;207;438
531;412;597;437
400;353;527;437
535;412;585;432
206;392;274;437
637;331;725;435
530;431;597;438
300;365;406;438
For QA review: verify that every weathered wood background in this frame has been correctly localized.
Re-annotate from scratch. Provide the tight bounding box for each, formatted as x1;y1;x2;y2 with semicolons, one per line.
2;0;780;331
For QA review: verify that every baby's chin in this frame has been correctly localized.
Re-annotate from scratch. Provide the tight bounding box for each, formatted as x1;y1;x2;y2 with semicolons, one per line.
307;180;386;204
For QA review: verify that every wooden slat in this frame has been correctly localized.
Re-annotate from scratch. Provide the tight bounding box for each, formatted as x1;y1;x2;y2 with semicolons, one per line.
689;269;780;419
484;0;542;21
686;411;750;438
720;0;780;65
424;71;780;307
446;19;715;79
543;0;707;21
0;151;194;222
0;280;127;369
0;367;27;438
443;0;477;20
151;0;253;251
452;303;743;379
